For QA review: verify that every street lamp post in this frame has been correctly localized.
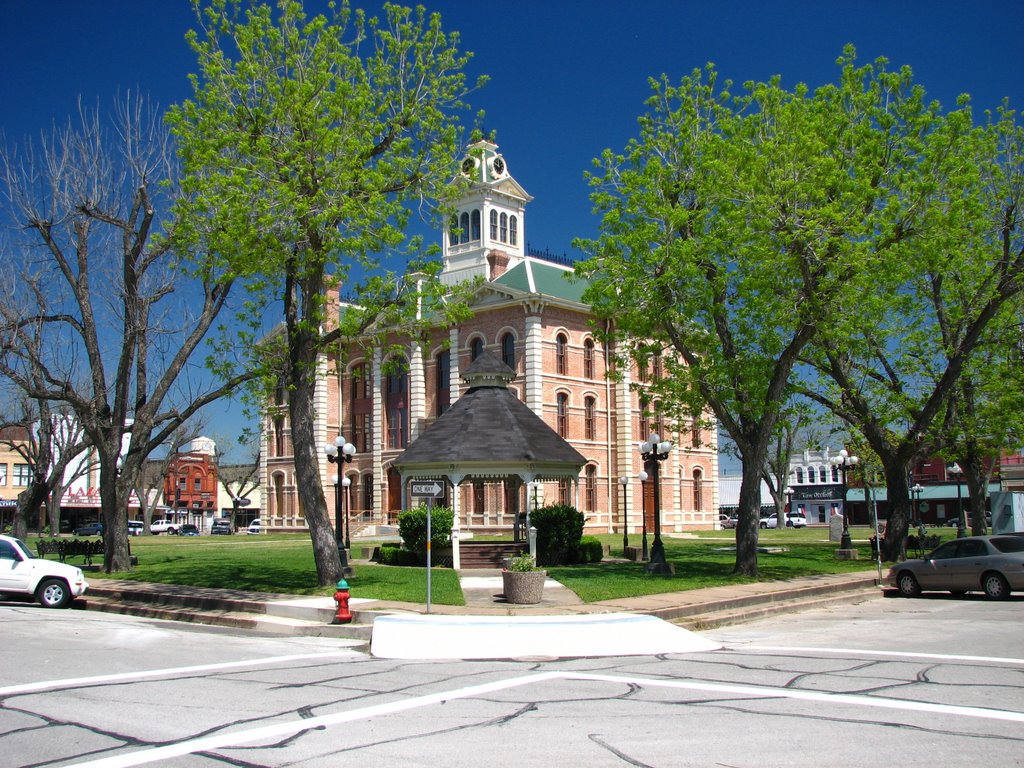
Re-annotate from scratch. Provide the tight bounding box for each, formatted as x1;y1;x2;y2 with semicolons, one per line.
829;449;859;550
911;483;924;523
947;463;965;537
618;476;629;552
784;487;793;527
325;435;356;564
638;471;649;561
639;433;673;574
341;476;352;551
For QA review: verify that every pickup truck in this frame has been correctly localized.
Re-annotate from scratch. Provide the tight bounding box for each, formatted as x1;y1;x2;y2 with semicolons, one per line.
149;519;179;535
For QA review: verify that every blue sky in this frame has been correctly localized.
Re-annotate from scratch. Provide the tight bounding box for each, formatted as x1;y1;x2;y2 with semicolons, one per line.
2;0;1022;457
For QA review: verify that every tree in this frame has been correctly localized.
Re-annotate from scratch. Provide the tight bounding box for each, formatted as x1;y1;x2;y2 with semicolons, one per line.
575;49;934;576
0;400;93;538
800;100;1024;559
0;94;250;571
169;0;482;585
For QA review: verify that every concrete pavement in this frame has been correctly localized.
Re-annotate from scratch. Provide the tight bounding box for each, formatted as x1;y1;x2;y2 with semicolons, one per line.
80;567;883;658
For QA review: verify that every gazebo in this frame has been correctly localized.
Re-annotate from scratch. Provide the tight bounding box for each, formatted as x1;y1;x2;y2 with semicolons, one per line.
391;349;586;568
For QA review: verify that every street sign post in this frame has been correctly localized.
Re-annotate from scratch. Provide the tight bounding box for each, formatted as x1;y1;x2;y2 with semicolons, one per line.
411;480;446;613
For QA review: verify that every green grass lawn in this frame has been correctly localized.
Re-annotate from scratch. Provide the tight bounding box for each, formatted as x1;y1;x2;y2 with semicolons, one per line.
79;534;465;605
44;525;952;606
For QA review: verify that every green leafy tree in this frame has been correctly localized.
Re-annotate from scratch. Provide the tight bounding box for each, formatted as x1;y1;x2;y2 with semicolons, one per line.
800;100;1024;558
169;0;482;585
576;49;940;576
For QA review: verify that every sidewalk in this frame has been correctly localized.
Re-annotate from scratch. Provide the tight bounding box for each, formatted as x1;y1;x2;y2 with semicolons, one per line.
81;568;883;658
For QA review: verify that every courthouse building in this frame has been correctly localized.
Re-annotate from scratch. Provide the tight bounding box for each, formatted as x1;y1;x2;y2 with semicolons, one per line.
262;139;719;536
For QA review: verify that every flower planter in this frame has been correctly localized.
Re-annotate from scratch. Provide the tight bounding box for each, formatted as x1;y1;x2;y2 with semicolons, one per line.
501;569;547;604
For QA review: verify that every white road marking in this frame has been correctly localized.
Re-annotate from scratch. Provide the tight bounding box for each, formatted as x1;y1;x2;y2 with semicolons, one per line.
0;651;360;697
65;667;1024;768
736;645;1024;666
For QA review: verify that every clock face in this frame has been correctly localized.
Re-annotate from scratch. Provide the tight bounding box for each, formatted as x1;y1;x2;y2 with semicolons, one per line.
461;157;475;175
492;157;505;176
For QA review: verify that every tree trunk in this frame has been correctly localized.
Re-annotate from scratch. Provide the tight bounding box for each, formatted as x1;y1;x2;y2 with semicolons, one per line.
14;483;47;539
100;452;133;572
734;450;766;577
880;463;912;561
289;369;343;587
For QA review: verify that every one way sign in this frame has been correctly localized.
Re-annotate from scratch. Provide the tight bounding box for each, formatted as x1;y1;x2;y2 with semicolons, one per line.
411;481;444;498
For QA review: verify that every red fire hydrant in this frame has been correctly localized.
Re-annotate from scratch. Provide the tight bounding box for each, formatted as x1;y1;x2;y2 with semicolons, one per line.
332;579;352;625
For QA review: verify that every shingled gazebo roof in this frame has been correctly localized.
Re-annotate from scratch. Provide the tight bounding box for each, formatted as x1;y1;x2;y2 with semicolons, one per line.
391;349;585;483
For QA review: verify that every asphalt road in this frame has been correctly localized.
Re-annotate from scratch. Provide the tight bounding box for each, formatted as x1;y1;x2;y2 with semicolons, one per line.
2;593;1022;767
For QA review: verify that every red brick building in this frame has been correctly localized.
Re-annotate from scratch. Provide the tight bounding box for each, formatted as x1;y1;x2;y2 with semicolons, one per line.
262;140;719;535
164;450;218;526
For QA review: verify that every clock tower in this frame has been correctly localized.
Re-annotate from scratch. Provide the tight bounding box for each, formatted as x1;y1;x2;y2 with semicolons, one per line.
441;139;533;285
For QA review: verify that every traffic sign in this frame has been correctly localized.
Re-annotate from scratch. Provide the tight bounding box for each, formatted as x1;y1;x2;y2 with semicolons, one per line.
235;498;251;507
411;481;444;498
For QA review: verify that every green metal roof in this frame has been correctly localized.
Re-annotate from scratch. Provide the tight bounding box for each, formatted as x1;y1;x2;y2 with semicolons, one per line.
492;259;589;303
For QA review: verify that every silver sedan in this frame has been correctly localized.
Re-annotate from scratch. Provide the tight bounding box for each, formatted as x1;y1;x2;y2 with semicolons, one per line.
887;535;1024;599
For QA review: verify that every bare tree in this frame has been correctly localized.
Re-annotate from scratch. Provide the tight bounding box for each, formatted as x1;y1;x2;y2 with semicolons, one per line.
0;94;252;571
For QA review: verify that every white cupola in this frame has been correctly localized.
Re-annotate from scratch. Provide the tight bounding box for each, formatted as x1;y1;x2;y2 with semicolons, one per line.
441;139;533;285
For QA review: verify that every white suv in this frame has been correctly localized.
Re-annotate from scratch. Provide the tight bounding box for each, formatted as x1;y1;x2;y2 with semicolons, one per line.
150;519;179;535
0;534;89;608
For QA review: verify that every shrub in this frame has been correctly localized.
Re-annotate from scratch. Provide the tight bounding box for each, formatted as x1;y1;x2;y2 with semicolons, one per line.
398;504;454;553
531;504;585;566
577;536;604;563
507;552;538;571
376;544;420;567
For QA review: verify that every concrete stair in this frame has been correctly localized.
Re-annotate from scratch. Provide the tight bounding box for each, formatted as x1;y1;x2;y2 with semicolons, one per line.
457;541;529;569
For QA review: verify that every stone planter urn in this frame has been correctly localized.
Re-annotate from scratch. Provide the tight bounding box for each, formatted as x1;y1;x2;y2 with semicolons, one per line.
501;569;547;604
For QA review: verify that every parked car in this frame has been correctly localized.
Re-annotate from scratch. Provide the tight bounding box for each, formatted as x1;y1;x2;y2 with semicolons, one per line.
721;514;739;530
760;512;808;529
210;519;233;535
150;519;179;535
179;524;200;536
247;519;262;535
887;535;1024;599
0;534;89;608
127;520;144;536
73;522;104;537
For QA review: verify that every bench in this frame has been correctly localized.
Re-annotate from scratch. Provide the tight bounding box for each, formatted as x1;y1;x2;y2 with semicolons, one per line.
36;539;105;565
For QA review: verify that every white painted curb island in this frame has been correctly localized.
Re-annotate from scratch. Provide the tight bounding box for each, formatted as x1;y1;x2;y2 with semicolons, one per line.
370;613;722;659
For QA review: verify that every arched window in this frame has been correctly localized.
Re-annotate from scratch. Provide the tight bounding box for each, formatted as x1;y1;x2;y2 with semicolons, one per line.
557;392;569;437
470;209;481;241
831;465;839;482
362;473;373;516
819;466;828;483
691;422;702;448
489;210;498;240
273;473;285;518
273;416;286;457
500;212;508;242
459;212;470;244
558;478;571;506
796;468;804;484
448;215;459;246
653;400;664;438
509;215;518;246
470;337;484;361
652;353;662;380
583;339;595;379
385;357;408;449
692;468;704;511
585;465;597;511
584;397;596;440
556;333;568;375
435;351;450;416
501;332;515;369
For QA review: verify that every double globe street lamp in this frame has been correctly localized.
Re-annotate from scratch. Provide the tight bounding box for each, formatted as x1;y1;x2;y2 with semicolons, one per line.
324;436;357;565
829;449;859;549
638;433;673;574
